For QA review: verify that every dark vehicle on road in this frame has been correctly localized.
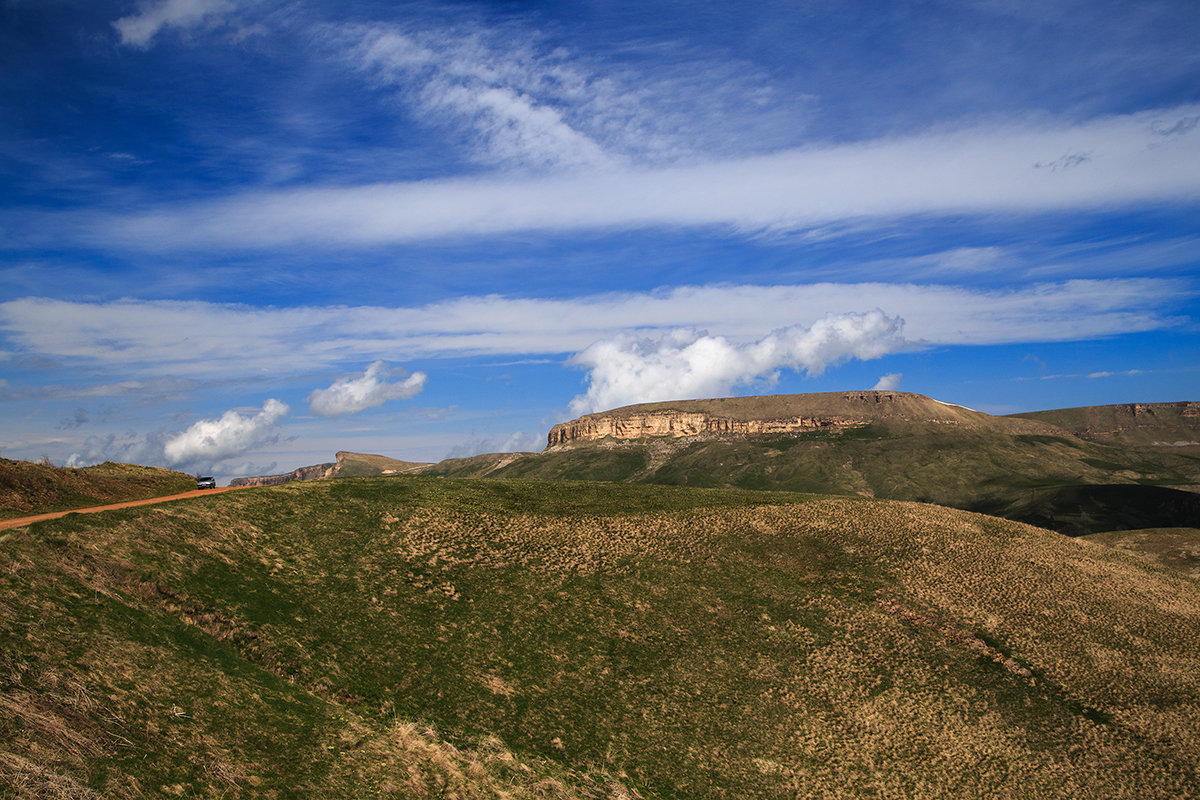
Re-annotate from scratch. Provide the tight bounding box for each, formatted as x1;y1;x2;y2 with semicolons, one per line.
196;476;216;489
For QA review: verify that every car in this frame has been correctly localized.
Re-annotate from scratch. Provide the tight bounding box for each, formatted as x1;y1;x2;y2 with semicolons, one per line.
196;476;216;490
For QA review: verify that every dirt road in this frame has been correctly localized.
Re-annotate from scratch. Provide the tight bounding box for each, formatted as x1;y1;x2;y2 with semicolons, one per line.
0;485;253;532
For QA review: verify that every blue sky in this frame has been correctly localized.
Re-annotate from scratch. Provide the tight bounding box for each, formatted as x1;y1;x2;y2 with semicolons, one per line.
1;0;1198;482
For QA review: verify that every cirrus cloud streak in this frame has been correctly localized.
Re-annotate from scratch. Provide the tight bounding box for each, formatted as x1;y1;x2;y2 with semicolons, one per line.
86;105;1200;250
0;278;1185;381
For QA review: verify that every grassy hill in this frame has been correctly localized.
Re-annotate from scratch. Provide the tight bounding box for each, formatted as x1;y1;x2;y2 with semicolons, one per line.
553;390;1051;434
3;476;1199;798
0;457;196;519
1082;527;1200;578
228;451;433;487
427;415;1200;536
1011;401;1200;454
330;450;433;478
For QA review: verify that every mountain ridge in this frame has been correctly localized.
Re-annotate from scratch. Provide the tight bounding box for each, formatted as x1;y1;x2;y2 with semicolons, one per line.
547;390;1061;447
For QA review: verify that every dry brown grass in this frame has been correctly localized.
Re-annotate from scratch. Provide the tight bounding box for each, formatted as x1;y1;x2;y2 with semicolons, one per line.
1083;528;1200;578
3;478;1199;798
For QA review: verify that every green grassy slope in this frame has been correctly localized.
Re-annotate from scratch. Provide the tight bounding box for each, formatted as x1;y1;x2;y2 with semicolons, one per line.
1011;401;1200;453
1082;528;1200;578
330;451;433;478
426;425;1200;534
0;458;197;519
3;476;1199;798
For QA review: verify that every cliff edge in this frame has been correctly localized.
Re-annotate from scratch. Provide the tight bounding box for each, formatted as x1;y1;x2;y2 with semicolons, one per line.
546;391;1051;448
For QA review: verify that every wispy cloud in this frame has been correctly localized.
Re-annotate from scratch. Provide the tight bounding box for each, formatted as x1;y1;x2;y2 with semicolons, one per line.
1015;368;1146;382
446;430;542;458
83;104;1200;250
331;18;792;172
1088;369;1142;379
567;311;905;414
0;278;1185;381
344;24;616;171
113;0;237;48
307;361;426;417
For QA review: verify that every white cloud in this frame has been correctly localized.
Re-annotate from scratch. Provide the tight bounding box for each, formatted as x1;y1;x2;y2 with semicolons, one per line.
162;398;288;468
337;21;788;171
1088;369;1143;378
113;0;235;48
346;25;616;170
90;105;1200;249
446;430;542;459
872;373;903;391
67;430;169;470
0;279;1185;382
307;361;426;417
567;311;905;415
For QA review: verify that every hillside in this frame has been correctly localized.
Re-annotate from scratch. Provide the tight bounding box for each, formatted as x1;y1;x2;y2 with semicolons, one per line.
1011;401;1200;454
229;450;431;486
1081;528;1200;578
2;476;1198;798
328;450;433;478
427;393;1200;535
0;457;196;519
547;390;1051;445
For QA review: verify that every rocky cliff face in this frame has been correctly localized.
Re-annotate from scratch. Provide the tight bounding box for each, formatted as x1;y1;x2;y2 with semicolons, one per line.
228;462;335;487
546;392;907;447
547;410;870;446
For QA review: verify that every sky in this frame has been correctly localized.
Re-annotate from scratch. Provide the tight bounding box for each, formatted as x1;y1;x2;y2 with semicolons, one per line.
1;0;1198;482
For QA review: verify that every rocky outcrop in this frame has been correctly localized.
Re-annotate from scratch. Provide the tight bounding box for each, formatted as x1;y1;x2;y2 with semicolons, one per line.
541;391;1006;448
229;462;335;487
548;409;871;447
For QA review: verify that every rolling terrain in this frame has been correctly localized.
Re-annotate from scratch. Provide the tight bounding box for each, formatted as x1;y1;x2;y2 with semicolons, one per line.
425;392;1200;536
1012;401;1200;454
0;458;196;520
1081;528;1200;578
229;451;431;487
2;476;1198;798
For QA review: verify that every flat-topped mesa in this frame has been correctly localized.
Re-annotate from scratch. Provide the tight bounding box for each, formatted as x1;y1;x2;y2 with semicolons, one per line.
544;390;985;448
547;410;867;446
229;462;335;487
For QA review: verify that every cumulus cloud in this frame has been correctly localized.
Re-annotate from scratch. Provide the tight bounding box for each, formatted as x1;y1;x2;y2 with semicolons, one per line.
162;398;288;468
567;310;905;415
307;361;426;417
113;0;236;48
66;430;169;469
872;373;903;391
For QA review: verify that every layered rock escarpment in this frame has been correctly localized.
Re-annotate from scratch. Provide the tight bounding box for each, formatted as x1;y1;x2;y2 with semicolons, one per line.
546;392;916;447
228;462;335;487
547;409;869;447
